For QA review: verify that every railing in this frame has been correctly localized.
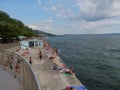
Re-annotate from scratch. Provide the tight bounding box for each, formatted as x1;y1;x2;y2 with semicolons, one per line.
0;50;41;90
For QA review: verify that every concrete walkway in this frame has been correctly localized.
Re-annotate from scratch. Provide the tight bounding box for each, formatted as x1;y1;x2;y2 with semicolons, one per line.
5;44;81;90
23;48;81;90
0;66;22;90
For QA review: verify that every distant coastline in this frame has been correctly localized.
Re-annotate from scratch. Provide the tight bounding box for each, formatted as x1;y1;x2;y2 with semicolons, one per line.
33;30;56;37
57;33;120;36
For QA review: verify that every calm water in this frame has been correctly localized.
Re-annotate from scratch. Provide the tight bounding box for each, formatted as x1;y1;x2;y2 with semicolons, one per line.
47;34;120;90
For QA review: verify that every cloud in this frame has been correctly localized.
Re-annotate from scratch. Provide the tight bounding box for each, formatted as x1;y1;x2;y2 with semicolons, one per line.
51;4;75;19
27;24;38;30
56;13;66;18
38;0;120;22
35;0;120;34
27;18;53;30
27;23;62;34
76;0;120;21
27;18;70;35
57;9;74;19
50;0;120;21
38;0;42;5
51;4;63;11
27;23;53;33
70;20;120;30
38;0;54;5
27;18;55;34
44;18;53;23
27;19;120;35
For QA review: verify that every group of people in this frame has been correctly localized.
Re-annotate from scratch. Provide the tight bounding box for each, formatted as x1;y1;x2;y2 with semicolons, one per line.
43;40;74;75
2;54;22;77
42;40;88;90
17;47;32;66
28;49;43;66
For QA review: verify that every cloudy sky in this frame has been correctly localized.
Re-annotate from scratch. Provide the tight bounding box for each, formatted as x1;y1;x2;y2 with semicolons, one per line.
1;0;120;35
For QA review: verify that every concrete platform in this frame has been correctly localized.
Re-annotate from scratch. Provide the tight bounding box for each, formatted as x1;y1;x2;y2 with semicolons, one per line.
23;48;81;90
5;43;82;90
0;66;22;90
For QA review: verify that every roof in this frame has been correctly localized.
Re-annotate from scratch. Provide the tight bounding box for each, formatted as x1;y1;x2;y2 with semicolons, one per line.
18;36;26;40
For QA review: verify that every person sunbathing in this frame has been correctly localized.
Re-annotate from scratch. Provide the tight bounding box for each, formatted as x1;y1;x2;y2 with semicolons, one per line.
65;85;87;90
66;86;76;90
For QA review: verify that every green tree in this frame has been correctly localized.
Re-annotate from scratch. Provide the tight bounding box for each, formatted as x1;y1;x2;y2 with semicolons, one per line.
0;10;34;42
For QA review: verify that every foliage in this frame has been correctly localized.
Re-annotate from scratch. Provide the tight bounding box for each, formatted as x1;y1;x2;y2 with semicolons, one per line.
0;10;34;42
33;30;56;37
0;10;56;43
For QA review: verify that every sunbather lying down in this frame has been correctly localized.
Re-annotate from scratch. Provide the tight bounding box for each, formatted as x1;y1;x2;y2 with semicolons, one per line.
65;85;87;90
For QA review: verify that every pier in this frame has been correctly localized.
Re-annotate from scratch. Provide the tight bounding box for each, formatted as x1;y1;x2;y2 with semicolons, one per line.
0;39;86;90
23;47;81;90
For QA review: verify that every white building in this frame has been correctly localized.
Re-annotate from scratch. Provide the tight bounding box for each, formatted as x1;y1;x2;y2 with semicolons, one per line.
20;39;43;49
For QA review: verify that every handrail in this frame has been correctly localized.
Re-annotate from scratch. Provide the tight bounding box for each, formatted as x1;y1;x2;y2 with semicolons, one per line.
21;55;41;90
0;50;41;90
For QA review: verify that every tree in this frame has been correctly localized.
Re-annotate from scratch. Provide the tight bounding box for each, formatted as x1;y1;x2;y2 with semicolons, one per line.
0;10;34;42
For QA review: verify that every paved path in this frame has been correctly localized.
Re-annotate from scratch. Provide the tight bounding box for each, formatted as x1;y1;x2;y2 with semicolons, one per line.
0;66;22;90
5;44;81;90
23;48;81;90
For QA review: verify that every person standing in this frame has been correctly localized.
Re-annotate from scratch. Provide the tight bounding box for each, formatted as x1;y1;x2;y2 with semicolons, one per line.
14;62;21;78
29;57;32;65
39;50;42;59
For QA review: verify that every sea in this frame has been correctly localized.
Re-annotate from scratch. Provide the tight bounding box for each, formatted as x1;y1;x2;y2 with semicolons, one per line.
47;34;120;90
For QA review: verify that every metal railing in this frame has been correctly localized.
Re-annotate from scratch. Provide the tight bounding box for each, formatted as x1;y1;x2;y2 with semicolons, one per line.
0;50;41;90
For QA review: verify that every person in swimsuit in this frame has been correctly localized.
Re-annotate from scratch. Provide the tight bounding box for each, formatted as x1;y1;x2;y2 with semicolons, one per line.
29;57;32;65
39;50;42;59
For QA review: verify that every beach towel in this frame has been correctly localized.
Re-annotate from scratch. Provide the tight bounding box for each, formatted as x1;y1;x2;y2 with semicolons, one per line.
70;85;87;90
63;73;71;76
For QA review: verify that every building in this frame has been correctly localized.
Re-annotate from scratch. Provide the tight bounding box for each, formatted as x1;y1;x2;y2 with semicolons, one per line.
20;39;43;49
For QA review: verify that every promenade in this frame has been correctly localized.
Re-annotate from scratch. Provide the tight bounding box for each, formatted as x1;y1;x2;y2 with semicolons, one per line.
0;65;22;90
22;47;81;90
0;41;84;90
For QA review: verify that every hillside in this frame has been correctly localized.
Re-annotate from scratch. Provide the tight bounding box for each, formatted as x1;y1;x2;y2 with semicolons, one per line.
0;10;55;43
0;10;34;37
0;10;34;42
33;30;56;37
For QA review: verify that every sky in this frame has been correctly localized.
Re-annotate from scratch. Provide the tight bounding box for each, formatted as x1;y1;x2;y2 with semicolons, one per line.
1;0;120;35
